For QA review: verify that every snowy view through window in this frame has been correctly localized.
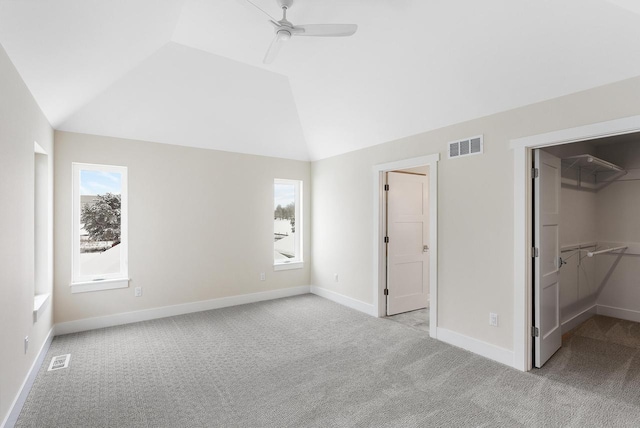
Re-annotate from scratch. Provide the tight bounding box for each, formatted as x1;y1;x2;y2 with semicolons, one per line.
79;170;122;277
274;182;296;261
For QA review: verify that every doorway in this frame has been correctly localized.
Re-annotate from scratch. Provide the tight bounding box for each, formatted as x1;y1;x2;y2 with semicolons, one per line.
372;154;439;339
511;115;640;371
385;168;430;316
532;134;640;368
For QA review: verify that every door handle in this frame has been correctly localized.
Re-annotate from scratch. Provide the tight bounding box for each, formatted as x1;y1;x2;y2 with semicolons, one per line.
559;257;567;269
423;245;429;253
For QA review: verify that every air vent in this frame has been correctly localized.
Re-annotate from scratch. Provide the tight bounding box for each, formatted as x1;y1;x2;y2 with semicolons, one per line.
448;135;483;159
48;354;70;371
460;139;470;155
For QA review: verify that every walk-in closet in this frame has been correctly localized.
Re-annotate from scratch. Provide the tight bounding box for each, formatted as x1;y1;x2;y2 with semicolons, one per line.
533;133;640;370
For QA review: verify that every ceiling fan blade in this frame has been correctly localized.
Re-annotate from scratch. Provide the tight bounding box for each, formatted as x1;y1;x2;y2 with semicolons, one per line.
293;24;358;37
237;0;278;22
263;34;285;64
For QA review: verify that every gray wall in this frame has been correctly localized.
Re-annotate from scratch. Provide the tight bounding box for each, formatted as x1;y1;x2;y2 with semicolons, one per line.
311;75;640;351
596;140;640;313
546;138;640;324
0;44;54;424
544;142;599;325
54;131;311;324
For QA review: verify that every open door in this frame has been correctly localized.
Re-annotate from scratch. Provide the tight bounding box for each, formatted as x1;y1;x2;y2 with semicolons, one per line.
533;150;562;367
386;171;429;316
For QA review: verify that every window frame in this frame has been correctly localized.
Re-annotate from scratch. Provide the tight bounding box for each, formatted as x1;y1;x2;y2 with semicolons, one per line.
71;162;129;293
273;178;303;270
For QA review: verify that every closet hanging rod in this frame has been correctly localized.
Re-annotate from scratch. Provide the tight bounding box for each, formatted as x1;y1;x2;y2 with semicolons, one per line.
584;246;628;257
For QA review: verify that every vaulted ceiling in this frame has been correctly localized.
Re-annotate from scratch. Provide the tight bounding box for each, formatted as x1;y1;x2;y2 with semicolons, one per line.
1;0;640;161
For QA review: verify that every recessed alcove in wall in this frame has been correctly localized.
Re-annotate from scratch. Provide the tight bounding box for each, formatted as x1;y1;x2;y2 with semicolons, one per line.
34;142;50;322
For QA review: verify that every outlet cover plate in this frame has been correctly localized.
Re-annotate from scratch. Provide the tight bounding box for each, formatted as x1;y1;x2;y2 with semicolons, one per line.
489;313;499;327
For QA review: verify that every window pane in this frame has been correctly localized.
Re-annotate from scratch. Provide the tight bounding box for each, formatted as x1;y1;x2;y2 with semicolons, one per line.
79;170;122;277
274;183;296;260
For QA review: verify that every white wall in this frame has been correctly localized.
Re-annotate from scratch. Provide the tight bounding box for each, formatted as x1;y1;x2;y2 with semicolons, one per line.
556;185;599;325
0;43;54;424
54;132;311;324
34;152;49;295
311;75;640;351
538;139;640;327
595;140;640;316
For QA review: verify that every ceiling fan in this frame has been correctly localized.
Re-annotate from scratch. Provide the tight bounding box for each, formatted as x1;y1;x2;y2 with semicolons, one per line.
241;0;358;64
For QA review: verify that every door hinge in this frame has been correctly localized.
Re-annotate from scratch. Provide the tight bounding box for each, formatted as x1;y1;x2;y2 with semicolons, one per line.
384;184;390;191
532;247;539;258
384;289;389;296
384;236;389;243
531;326;539;337
532;167;539;179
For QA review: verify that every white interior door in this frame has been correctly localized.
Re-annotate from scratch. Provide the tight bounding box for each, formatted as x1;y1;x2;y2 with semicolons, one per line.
386;171;429;316
534;150;562;368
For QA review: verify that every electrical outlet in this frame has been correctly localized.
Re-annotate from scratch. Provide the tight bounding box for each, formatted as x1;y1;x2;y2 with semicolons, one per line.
334;273;339;282
24;336;29;354
260;273;266;281
489;313;499;327
134;287;142;297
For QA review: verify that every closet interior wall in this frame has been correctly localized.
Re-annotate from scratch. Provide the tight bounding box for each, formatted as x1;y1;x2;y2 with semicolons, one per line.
595;141;640;319
543;138;640;330
543;142;599;328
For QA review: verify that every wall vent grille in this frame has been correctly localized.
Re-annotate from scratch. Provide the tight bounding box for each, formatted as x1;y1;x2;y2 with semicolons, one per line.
448;135;483;159
48;354;71;371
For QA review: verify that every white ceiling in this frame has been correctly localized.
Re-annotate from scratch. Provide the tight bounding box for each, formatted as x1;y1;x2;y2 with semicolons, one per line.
1;0;640;161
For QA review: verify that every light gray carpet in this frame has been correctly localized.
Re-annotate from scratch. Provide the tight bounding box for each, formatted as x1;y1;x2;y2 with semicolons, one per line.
386;308;429;333
533;315;640;411
15;295;640;427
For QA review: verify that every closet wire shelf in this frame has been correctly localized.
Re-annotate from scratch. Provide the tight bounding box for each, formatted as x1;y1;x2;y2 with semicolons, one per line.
562;242;639;258
561;154;627;190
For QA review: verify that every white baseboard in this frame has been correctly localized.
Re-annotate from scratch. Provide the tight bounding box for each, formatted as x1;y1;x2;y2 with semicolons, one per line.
597;304;640;323
2;328;54;428
55;286;311;336
561;305;597;334
310;286;377;317
436;327;515;368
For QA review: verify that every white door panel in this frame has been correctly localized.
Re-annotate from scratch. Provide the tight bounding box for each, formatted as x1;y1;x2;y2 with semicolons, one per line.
541;280;560;339
534;150;562;367
387;171;429;316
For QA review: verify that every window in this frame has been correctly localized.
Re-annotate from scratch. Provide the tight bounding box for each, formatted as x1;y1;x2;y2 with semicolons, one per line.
71;163;128;293
274;179;302;270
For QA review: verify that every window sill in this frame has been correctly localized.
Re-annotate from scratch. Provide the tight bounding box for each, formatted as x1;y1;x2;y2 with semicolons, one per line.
33;293;51;323
70;278;130;294
273;261;304;271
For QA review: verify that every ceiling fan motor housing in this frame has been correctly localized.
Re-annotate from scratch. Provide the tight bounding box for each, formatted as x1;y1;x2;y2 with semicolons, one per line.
277;29;292;41
277;0;294;9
